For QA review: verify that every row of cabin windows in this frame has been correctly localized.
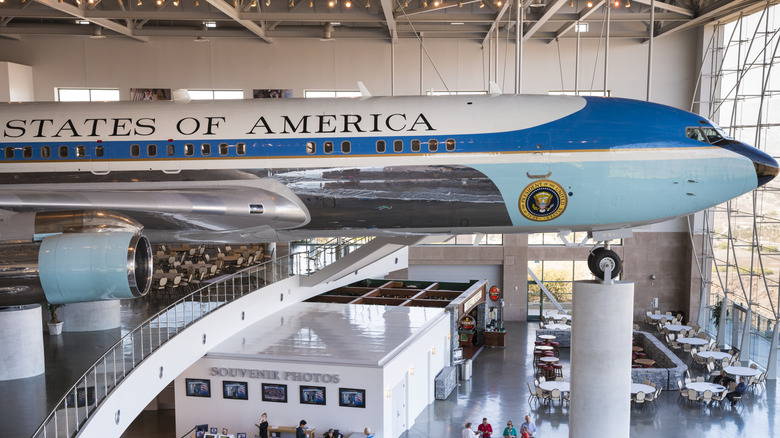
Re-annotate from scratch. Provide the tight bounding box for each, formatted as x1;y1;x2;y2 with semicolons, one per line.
305;138;457;155
3;143;247;159
5;138;456;159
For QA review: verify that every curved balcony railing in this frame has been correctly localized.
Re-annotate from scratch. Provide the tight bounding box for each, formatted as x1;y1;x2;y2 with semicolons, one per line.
32;252;299;438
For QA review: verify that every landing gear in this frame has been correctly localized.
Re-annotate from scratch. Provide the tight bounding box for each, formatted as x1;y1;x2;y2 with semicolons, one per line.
588;247;622;281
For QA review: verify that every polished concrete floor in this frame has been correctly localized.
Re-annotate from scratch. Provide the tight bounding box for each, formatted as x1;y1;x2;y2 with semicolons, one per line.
2;301;778;437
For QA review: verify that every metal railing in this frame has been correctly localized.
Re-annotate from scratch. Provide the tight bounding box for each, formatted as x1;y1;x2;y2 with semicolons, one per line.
32;252;299;438
291;237;374;274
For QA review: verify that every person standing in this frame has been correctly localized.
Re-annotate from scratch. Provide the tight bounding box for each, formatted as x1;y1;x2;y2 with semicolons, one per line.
520;426;530;438
296;420;307;438
502;420;517;438
478;418;493;438
462;422;478;438
520;415;537;437
255;412;269;438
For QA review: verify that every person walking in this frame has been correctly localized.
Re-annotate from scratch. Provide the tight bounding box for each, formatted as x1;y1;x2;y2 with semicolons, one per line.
502;420;517;438
462;422;479;438
520;415;537;437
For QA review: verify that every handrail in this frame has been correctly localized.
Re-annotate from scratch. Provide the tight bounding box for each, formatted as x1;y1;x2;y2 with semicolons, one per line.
32;251;307;438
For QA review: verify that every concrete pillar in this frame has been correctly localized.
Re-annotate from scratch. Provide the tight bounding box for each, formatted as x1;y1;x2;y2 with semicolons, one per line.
570;281;634;438
740;306;752;362
0;304;45;380
56;300;121;332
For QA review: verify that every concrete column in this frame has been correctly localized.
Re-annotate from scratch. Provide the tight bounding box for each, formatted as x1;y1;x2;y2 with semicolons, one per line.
570;281;634;438
740;306;752;362
57;300;121;332
0;304;45;380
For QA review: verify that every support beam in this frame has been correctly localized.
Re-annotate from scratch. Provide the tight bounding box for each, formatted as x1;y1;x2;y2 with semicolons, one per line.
523;0;568;42
630;0;693;17
205;0;274;43
481;0;511;46
768;322;778;379
548;0;605;43
653;0;758;40
380;0;398;43
33;0;148;42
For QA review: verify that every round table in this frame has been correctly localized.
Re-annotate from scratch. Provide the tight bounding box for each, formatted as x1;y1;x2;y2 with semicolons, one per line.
634;358;655;367
539;381;570;393
724;366;762;378
535;345;554;351
630;383;656;395
538;334;557;341
632;346;644;352
685;382;726;393
647;314;673;321
695;351;732;361
677;337;709;346
544;312;572;321
544;324;571;330
540;357;559;363
663;324;689;332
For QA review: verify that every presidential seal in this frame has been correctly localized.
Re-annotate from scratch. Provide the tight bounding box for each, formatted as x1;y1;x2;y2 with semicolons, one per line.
518;179;568;221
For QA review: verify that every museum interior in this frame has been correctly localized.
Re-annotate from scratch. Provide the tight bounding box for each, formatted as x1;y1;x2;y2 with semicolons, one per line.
0;0;779;437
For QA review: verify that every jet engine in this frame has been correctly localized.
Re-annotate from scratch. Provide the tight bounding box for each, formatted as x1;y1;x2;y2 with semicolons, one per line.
0;210;153;305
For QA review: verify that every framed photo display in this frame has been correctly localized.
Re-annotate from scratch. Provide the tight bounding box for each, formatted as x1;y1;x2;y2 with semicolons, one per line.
339;388;366;408
300;386;326;405
261;383;288;403
223;381;248;400
185;379;211;398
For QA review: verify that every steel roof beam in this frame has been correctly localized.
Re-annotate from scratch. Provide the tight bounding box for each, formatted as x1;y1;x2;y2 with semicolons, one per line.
205;0;274;43
630;0;693;17
33;0;148;41
480;0;510;46
652;0;758;41
523;0;568;42
379;0;398;42
548;0;604;43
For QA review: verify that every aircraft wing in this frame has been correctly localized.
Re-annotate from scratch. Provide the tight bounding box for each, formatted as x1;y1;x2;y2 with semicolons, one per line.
0;179;310;236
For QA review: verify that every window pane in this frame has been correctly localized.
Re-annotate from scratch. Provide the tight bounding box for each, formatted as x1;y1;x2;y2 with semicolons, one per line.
335;91;361;98
376;140;386;153
184;143;194;156
341;141;351;154
213;90;244;100
41;146;51;159
411;140;421;152
306;141;316;154
219;143;229;156
58;89;91;102
90;89;120;101
305;91;336;98
236;143;246;155
201;143;211;156
189;90;214;100
393;140;403;152
324;141;334;154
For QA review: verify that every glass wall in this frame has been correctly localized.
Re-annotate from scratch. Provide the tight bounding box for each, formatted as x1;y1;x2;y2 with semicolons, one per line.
705;4;779;371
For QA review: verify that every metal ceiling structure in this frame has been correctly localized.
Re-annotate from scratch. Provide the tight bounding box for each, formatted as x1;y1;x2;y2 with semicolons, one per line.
0;0;772;44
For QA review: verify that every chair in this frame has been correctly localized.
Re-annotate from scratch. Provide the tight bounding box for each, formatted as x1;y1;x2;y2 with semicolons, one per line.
634;391;646;408
730;394;744;408
702;390;713;405
655;310;661;314
677;380;687;400
536;386;550;404
695;376;705;382
698;332;708;339
687;389;701;405
749;363;758;370
527;382;538;405
728;381;737;391
711;389;728;407
683;343;692;352
549;388;562;406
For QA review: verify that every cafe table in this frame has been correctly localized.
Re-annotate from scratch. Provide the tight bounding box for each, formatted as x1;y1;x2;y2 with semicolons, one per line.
539;381;570;393
538;334;557;341
544;324;571;330
664;324;689;332
677;337;709;346
647;314;674;321
630;383;656;395
724;366;763;378
540;357;559;364
634;358;655;367
685;382;726;394
695;351;732;361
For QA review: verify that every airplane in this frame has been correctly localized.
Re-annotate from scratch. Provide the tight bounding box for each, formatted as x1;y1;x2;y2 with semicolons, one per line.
0;93;776;305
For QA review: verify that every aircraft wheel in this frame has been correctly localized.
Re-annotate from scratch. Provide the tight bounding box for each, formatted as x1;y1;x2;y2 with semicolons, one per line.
588;248;622;280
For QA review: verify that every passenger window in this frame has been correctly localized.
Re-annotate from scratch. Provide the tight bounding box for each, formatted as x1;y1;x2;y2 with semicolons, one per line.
428;139;438;152
411;139;421;152
131;144;140;157
446;138;456;151
341;141;351;154
393;140;403;153
95;145;104;157
306;141;316;154
59;145;69;158
686;127;706;143
167;144;175;156
23;146;32;159
76;145;86;158
4;146;13;159
219;143;229;156
376;140;386;153
201;143;211;156
41;146;51;159
236;143;246;155
184;143;194;156
324;141;334;154
147;144;157;157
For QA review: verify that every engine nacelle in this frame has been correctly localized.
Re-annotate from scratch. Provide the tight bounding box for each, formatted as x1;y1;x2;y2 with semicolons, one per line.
0;210;153;305
39;232;153;304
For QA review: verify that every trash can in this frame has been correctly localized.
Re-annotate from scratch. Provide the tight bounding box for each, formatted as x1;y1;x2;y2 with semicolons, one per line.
459;359;472;381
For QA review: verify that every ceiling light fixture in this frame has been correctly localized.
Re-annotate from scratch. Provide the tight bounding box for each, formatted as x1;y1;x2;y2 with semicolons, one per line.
625;0;630;6
365;0;370;6
479;1;484;7
421;0;427;6
156;0;162;5
344;0;351;6
496;0;502;6
403;0;408;6
586;1;593;7
88;0;94;4
194;0;198;5
204;21;216;27
613;0;620;6
309;0;313;6
289;0;294;6
194;36;209;42
457;0;462;6
173;0;179;5
569;0;573;6
137;0;142;6
434;0;439;5
89;27;106;39
267;0;272;6
328;0;334;6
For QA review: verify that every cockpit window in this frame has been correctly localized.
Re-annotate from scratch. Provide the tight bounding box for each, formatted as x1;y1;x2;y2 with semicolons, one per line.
686;127;707;143
701;127;724;144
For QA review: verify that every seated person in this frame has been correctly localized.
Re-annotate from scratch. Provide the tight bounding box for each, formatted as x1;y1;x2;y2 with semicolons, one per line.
296;420;308;438
726;377;747;406
712;370;733;386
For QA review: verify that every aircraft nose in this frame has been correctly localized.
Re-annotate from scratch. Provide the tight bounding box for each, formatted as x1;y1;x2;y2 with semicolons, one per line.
754;150;779;187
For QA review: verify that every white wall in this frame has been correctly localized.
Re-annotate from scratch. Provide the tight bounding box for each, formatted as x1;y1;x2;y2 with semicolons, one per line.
0;30;698;108
0;61;33;102
173;312;450;438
